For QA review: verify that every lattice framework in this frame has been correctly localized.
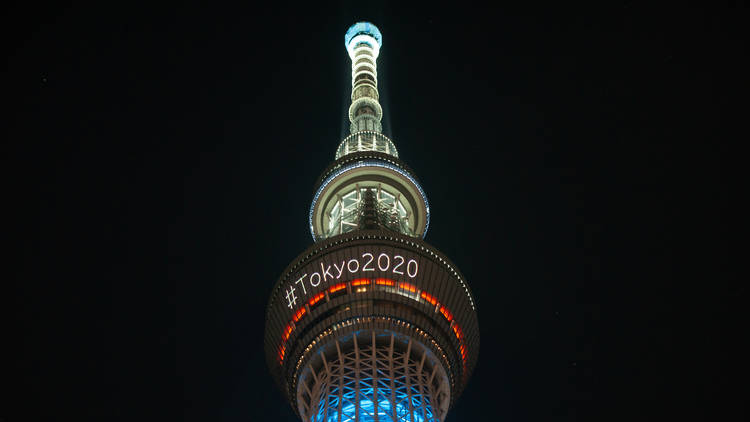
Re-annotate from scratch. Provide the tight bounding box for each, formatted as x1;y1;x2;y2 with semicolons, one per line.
297;332;450;422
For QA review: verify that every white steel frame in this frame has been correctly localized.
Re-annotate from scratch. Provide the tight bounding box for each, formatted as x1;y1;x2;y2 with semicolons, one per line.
297;332;450;422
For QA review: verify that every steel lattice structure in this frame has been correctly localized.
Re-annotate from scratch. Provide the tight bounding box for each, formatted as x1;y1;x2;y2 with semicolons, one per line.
297;331;450;422
265;22;479;422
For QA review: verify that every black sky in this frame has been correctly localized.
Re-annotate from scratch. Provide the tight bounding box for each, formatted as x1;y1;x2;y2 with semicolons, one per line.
6;2;742;421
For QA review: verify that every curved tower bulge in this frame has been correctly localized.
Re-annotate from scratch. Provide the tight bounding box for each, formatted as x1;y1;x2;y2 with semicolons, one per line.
265;22;479;422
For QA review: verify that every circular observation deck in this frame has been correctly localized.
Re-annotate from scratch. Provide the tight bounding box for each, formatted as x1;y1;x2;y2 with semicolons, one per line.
308;152;430;241
264;230;479;420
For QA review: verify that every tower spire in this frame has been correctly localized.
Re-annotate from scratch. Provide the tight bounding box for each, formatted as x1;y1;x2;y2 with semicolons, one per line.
316;22;427;241
345;22;384;134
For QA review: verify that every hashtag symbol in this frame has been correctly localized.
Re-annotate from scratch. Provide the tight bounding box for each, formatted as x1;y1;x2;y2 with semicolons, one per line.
285;285;297;309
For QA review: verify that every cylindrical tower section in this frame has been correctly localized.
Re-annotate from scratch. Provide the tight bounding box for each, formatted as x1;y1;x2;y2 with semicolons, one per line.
265;22;479;422
296;330;451;422
264;231;479;422
309;152;430;242
345;22;384;135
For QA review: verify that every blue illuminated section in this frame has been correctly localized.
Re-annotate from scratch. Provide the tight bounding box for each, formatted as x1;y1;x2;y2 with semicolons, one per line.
309;160;431;241
345;21;383;49
319;396;433;422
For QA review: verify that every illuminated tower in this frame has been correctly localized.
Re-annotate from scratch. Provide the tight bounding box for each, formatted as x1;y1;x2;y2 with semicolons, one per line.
264;22;479;422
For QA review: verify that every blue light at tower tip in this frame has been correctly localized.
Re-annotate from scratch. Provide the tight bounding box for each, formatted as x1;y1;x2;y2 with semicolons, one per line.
345;21;383;49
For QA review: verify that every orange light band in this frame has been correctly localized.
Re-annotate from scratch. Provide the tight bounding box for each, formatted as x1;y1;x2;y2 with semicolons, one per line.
309;292;325;306
282;324;293;341
398;282;417;292
452;324;463;340
279;278;469;369
420;291;438;305
329;283;347;293
439;306;453;322
292;307;307;322
375;278;394;286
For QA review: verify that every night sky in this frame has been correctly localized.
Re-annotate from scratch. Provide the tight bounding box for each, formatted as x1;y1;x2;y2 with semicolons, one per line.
6;2;741;421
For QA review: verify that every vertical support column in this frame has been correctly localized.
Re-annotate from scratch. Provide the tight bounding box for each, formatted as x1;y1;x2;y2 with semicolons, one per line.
416;350;428;421
371;331;378;419
360;189;379;230
321;354;331;422
404;338;415;422
335;340;344;422
353;335;360;421
337;195;343;235
388;333;398;421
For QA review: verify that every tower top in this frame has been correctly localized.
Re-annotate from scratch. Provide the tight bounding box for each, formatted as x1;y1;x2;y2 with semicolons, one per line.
345;22;382;58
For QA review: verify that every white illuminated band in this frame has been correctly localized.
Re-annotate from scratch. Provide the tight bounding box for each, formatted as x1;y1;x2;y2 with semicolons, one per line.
352;62;376;75
346;34;380;59
309;160;431;241
283;251;419;309
335;131;399;159
273;233;475;313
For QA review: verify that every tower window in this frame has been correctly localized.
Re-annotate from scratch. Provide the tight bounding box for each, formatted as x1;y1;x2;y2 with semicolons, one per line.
356;106;374;116
355;73;375;83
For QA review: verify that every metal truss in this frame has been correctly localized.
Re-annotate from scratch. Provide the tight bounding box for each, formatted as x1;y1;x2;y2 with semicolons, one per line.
297;331;450;422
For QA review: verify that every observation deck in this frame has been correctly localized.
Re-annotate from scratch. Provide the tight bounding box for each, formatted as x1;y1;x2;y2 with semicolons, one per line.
264;230;479;421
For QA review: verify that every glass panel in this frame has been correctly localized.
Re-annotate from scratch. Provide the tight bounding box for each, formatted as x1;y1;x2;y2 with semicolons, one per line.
324;186;415;239
397;201;407;218
379;191;395;207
